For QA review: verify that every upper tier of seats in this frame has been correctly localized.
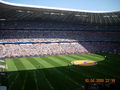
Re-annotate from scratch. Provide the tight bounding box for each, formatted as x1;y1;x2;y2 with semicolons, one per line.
0;22;120;32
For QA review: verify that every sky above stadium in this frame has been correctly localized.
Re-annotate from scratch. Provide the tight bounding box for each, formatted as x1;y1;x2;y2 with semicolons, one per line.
1;0;120;11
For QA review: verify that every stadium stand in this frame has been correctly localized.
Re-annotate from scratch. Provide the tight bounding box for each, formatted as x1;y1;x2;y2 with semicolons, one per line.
0;1;120;58
0;30;120;58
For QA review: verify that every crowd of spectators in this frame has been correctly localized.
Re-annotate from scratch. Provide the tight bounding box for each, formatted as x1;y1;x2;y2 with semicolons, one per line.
0;31;120;42
0;22;120;58
0;41;119;58
0;21;120;31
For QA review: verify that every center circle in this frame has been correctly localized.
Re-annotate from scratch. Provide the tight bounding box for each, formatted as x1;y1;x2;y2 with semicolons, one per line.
71;60;97;66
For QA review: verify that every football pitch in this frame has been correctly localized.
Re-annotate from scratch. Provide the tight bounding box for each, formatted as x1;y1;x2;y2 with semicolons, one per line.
0;53;120;90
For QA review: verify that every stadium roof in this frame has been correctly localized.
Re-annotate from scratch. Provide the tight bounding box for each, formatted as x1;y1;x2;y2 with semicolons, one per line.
0;0;120;25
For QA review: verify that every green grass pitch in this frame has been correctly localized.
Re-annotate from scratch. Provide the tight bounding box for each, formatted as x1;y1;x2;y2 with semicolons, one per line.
0;53;120;90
